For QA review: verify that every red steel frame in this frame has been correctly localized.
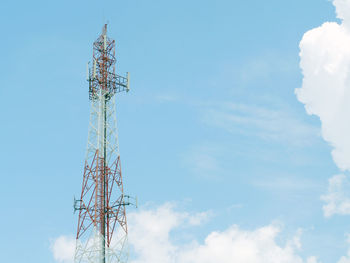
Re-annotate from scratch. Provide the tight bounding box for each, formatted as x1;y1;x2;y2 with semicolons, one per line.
76;152;127;246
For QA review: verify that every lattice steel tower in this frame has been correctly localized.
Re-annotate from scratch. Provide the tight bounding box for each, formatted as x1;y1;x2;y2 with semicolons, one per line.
74;24;133;263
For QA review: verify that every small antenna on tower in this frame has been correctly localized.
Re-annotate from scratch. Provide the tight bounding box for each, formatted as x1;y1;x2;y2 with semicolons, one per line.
102;24;107;36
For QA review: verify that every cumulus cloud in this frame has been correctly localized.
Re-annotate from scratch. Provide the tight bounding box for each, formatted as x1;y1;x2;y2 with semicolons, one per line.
296;0;350;171
127;203;211;263
297;0;350;218
51;204;319;263
127;203;318;263
333;0;350;25
51;235;75;263
56;203;350;262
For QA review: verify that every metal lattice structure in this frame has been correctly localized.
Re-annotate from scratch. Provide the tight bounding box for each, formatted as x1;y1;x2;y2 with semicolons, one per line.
74;24;133;263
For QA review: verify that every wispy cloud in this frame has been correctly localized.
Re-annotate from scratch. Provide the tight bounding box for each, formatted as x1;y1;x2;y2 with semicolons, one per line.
239;53;296;83
154;93;179;103
182;144;225;180
253;176;322;193
321;174;350;217
201;102;319;146
151;90;319;147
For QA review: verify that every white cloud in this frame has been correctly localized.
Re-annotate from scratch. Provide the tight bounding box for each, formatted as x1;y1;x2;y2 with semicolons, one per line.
127;203;318;263
297;0;350;218
321;174;350;217
50;235;75;263
296;0;350;171
128;203;211;263
176;226;312;263
55;203;350;262
333;0;350;25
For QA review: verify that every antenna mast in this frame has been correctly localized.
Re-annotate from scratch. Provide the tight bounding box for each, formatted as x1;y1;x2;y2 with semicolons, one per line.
74;24;132;263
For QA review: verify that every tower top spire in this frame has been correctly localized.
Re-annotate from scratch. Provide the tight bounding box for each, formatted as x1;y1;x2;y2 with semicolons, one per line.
102;24;107;36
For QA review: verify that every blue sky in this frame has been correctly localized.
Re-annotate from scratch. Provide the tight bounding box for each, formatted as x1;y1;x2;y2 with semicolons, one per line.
1;0;348;262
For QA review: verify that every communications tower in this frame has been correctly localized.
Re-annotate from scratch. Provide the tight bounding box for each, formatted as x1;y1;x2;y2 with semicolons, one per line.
74;24;134;263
